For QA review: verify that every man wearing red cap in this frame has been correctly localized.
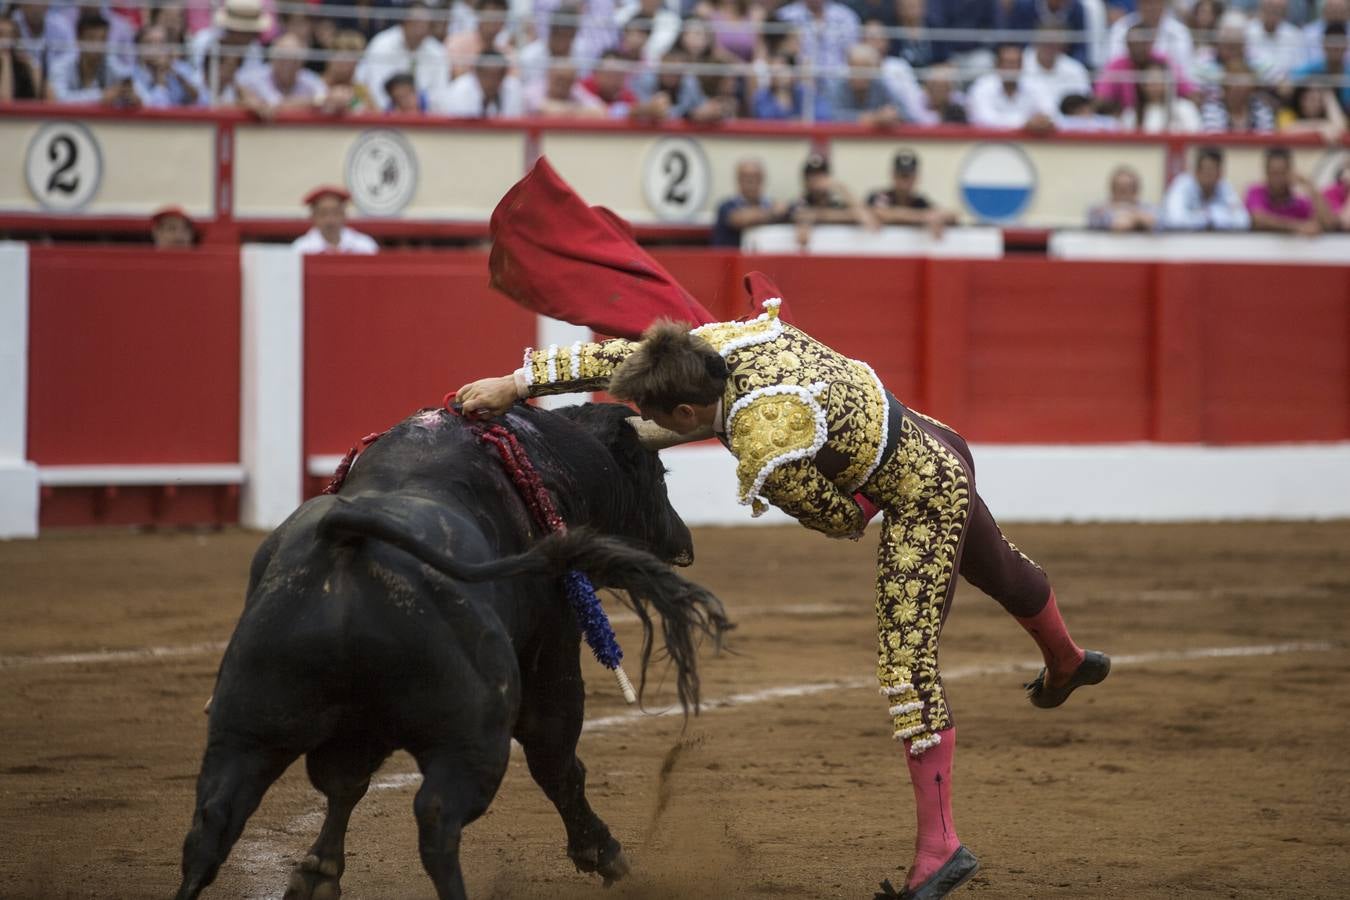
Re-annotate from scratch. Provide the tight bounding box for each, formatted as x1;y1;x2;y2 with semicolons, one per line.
150;206;195;249
292;186;378;255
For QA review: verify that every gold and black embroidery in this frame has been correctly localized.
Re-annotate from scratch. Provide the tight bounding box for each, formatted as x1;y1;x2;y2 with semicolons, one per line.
863;415;971;754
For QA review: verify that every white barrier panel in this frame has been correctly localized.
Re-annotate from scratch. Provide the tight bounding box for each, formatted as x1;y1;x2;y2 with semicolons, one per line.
660;442;1350;525
233;125;526;220
0;242;38;539
741;224;1003;257
0;118;215;218
1049;230;1350;264
240;245;304;530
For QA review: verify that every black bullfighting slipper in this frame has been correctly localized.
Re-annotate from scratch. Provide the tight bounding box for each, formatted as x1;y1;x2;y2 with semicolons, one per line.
1025;649;1111;709
873;845;980;900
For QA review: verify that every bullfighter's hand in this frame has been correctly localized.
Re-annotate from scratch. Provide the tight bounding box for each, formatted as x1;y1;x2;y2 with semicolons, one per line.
455;375;521;419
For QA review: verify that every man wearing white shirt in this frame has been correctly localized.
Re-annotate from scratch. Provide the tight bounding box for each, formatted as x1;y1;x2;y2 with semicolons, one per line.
359;0;450;110
1247;0;1309;80
429;50;524;116
292;186;379;255
1107;0;1195;78
967;43;1055;130
1021;26;1092;119
1161;147;1252;231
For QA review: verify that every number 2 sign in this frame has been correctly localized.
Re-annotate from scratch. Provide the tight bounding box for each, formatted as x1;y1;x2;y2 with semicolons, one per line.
641;137;710;223
25;122;103;212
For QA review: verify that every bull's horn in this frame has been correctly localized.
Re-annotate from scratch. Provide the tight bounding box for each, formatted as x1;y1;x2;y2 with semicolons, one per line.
626;417;715;450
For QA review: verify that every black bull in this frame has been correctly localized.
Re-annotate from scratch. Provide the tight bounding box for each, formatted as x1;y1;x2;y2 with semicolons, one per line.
176;403;729;900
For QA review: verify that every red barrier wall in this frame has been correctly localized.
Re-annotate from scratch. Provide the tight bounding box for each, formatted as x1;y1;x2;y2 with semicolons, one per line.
27;247;242;464
303;253;535;463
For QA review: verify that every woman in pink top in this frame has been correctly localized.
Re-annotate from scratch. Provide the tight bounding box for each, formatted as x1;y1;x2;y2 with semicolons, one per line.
698;0;763;62
1324;164;1350;232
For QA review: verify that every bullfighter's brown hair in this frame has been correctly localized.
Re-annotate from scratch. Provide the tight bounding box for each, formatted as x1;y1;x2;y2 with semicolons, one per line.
609;320;728;412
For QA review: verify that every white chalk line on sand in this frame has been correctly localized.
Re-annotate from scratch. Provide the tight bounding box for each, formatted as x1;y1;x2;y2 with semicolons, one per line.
0;605;850;671
232;639;1339;898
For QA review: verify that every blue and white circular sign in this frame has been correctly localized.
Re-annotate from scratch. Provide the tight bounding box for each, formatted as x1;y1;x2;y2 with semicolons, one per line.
958;143;1037;223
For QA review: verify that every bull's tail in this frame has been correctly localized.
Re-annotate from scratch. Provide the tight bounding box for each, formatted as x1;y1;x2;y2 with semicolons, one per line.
318;495;729;712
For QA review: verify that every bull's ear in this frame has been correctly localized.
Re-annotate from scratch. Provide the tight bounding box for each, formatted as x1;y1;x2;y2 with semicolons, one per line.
626;417;715;451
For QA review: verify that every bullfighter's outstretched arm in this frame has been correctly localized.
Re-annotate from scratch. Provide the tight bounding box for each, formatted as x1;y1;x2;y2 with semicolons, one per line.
518;338;640;398
455;338;640;418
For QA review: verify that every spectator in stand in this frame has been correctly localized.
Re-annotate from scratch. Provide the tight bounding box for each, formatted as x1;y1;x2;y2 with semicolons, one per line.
860;18;929;121
533;0;619;70
150;206;195;249
48;2;137;72
865;148;959;236
1245;145;1335;232
235;32;329;113
323;29;377;113
1293;21;1350;110
190;0;270;78
430;48;523;115
10;0;73;90
528;62;607;115
519;3;579;99
968;42;1056;130
776;0;862;76
614;0;682;63
384;71;429;111
832;42;904;123
133;22;204;108
1161;146;1251;229
1201;60;1277;128
145;1;187;45
889;0;944;69
699;0;765;62
1107;0;1195;79
711;157;789;246
1088;164;1159;230
1194;10;1250;90
277;7;323;75
448;0;517;77
752;51;835;118
919;61;970;122
321;0;399;41
1303;0;1349;60
1187;0;1225;62
1098;21;1195;111
359;0;449;110
1246;0;1308;81
789;153;880;247
1005;0;1090;65
927;0;997;73
294;186;379;254
49;12;137;106
1119;59;1203;129
1322;161;1350;230
1057;92;1123;129
578;50;644;117
1280;80;1348;137
1021;24;1093;120
0;15;43;100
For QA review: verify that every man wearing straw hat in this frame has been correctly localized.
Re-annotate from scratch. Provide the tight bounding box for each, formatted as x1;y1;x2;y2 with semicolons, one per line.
188;0;271;77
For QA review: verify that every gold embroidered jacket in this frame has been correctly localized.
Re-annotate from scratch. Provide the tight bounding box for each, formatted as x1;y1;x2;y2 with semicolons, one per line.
521;301;891;538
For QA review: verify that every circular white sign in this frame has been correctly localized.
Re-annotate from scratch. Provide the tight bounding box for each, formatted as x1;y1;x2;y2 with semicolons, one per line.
642;138;711;223
345;129;419;216
25;122;103;212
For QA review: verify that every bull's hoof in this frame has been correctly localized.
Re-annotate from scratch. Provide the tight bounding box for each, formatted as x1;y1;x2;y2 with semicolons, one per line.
283;854;342;900
570;837;630;887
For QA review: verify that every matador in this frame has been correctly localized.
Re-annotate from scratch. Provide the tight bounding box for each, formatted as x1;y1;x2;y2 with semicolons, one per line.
457;298;1109;900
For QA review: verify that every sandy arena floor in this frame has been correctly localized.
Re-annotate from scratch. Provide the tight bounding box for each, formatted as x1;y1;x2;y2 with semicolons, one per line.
2;522;1349;899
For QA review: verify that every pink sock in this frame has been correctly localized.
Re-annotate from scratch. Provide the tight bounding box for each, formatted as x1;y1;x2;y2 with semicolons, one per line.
1015;590;1085;684
903;727;961;890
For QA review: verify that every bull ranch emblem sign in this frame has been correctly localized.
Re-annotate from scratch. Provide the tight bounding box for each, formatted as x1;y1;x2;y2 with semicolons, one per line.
642;137;711;222
345;130;418;216
25;122;103;212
